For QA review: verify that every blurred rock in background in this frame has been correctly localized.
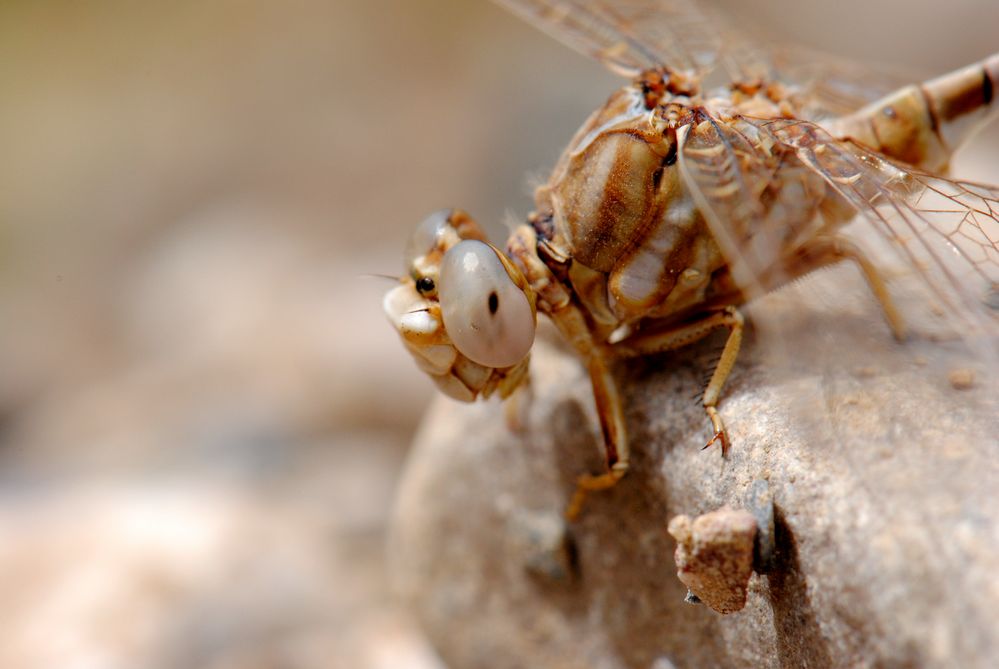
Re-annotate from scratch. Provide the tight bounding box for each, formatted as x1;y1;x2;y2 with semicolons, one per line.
0;0;996;667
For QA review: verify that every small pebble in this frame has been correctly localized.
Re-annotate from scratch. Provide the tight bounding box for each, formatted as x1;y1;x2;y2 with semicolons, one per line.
948;368;975;391
668;507;758;615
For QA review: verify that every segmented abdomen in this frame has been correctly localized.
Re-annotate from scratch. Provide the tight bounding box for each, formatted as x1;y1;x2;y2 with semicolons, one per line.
833;54;999;171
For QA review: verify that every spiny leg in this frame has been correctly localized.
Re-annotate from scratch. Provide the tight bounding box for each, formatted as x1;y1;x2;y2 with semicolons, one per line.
614;307;745;455
701;308;744;455
565;352;629;521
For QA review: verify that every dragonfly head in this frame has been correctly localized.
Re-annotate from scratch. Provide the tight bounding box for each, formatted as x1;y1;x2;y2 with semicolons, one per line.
383;209;536;402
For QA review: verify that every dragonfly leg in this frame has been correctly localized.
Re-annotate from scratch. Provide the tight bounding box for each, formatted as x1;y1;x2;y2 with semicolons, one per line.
502;377;532;436
506;228;632;520
614;307;745;456
565;352;630;521
793;236;906;341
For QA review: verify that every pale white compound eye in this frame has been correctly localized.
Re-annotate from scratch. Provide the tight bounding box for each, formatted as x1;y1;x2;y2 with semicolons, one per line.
403;209;450;273
439;240;535;368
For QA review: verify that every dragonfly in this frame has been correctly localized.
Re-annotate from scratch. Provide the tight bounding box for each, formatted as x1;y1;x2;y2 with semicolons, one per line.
383;0;999;520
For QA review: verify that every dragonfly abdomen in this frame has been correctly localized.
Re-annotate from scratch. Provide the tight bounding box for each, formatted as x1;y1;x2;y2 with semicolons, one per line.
832;53;999;171
922;53;998;152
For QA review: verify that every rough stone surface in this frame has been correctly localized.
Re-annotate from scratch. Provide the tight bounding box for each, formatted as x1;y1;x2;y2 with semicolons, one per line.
668;507;758;615
390;268;999;669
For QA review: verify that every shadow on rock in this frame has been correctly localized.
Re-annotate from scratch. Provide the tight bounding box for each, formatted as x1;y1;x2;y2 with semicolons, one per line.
767;506;833;669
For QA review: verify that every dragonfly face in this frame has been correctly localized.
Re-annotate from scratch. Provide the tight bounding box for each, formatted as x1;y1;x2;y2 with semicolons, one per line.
383;209;536;402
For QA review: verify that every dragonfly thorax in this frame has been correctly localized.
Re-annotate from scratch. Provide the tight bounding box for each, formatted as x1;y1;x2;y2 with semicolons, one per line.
531;84;728;329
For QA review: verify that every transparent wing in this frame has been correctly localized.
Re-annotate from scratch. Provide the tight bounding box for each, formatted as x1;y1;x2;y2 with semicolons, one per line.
495;1;913;121
493;0;729;78
758;117;999;336
679;112;998;341
677;113;830;301
767;45;913;121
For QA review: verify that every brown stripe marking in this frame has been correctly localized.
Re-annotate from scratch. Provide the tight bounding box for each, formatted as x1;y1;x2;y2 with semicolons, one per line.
918;85;942;136
924;60;994;128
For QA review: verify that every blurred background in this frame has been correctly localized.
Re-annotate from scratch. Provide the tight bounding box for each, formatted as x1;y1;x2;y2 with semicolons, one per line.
0;1;996;667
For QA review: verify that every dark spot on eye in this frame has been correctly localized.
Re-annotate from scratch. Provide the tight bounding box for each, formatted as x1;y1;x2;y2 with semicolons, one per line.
983;69;994;106
416;276;435;294
488;291;499;315
882;105;897;119
664;142;678;167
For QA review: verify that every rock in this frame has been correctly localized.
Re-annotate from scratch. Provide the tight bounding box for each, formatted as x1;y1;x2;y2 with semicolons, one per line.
389;268;999;669
668;507;758;615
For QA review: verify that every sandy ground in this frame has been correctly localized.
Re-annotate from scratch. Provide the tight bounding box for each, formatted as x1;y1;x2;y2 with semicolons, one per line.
0;1;996;667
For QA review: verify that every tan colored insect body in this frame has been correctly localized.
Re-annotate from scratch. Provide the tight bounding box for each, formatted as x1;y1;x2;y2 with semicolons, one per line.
385;0;999;519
